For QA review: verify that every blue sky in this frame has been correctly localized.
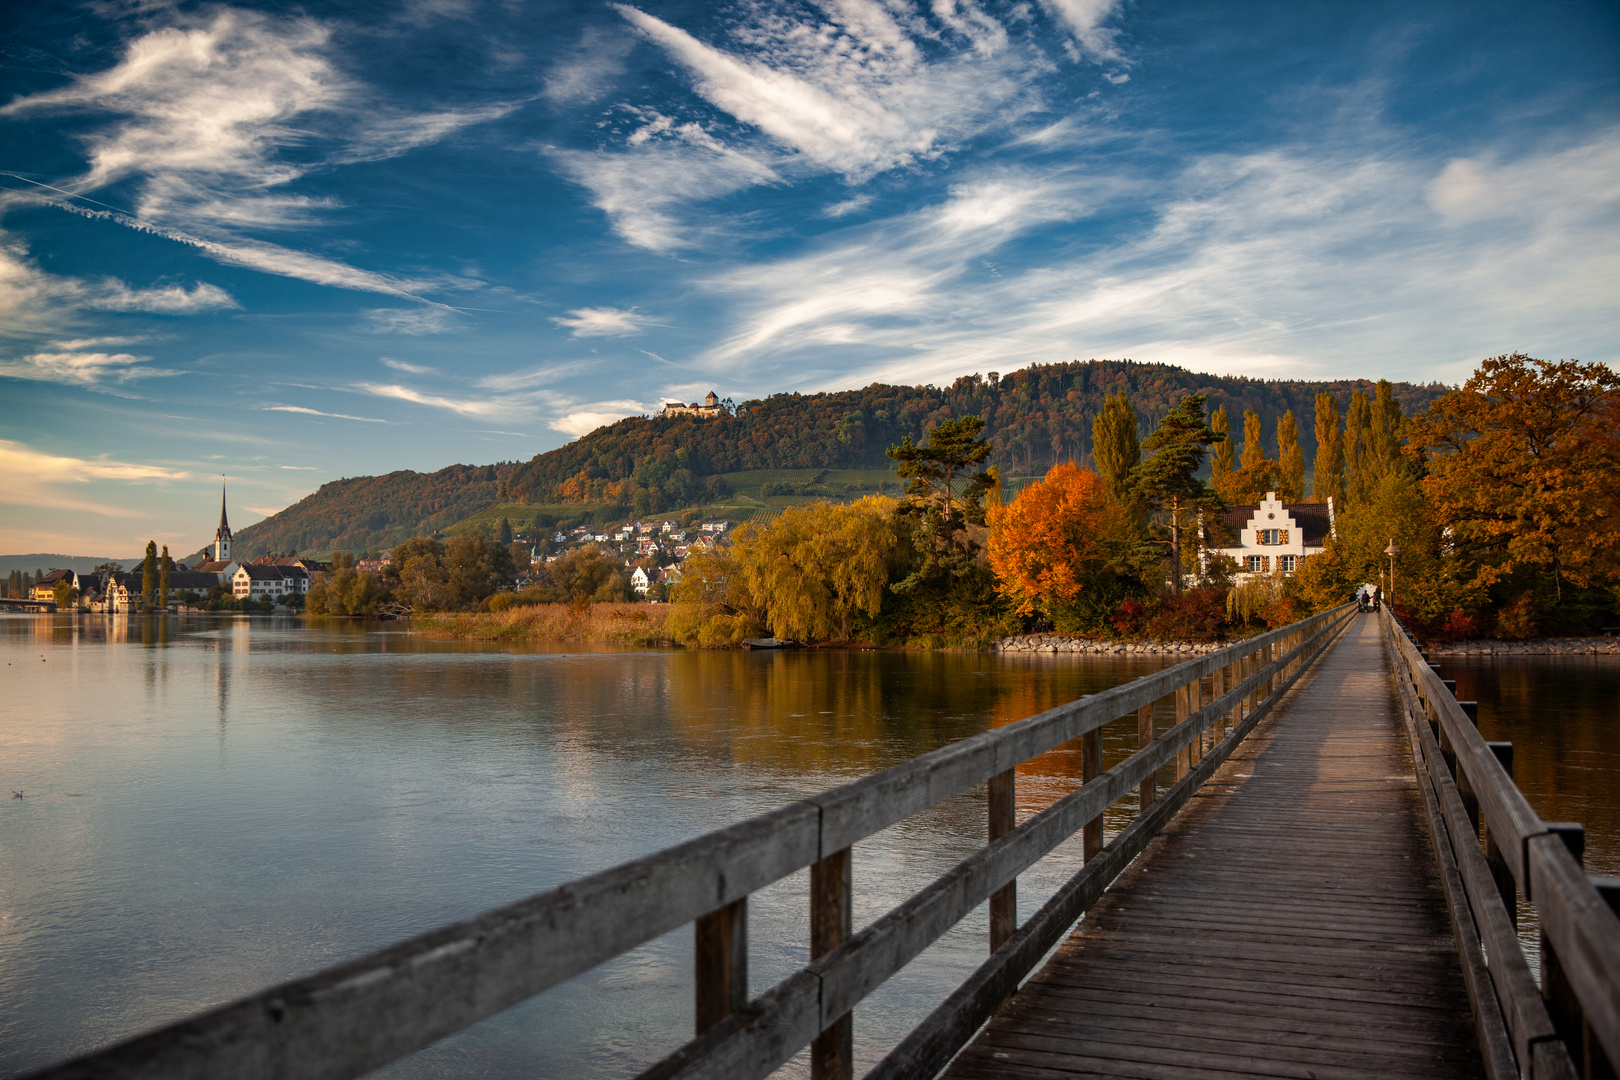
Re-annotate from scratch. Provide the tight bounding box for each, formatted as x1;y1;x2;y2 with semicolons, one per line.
1;0;1616;556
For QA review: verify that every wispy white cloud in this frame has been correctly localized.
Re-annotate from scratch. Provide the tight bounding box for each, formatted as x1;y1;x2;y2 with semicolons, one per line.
547;400;649;437
551;306;647;337
364;307;463;335
694;130;1620;385
543;25;633;104
560;3;1075;251
264;405;387;422
380;357;438;374
0;232;238;337
1037;0;1126;63
551;125;779;251
1;8;510;294
357;382;510;417
475;360;591;392
614;3;1046;181
0;348;178;386
0;438;191;516
278;464;320;469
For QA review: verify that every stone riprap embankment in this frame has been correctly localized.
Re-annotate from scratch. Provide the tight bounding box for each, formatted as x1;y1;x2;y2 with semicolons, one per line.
1426;637;1619;656
993;635;1225;655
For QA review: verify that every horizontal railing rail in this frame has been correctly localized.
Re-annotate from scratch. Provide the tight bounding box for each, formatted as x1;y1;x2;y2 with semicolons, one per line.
26;604;1357;1080
1381;608;1620;1080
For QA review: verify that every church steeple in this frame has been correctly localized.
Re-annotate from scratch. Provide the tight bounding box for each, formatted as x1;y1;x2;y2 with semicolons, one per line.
214;479;233;562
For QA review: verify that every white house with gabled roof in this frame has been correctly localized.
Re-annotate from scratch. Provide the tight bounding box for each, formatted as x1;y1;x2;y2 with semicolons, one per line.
1208;492;1336;579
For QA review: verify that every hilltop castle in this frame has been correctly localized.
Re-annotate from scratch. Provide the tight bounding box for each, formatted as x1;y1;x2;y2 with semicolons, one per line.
660;391;725;419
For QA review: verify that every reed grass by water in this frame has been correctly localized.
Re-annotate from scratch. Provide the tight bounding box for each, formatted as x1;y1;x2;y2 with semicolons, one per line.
412;602;672;644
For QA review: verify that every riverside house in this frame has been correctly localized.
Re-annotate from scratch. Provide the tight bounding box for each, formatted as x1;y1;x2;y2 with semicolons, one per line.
1209;492;1336;579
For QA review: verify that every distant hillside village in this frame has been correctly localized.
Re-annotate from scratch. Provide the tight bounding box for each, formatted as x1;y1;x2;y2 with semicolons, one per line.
3;483;737;614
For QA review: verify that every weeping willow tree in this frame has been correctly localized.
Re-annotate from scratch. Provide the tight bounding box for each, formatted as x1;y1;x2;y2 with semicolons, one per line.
732;497;898;641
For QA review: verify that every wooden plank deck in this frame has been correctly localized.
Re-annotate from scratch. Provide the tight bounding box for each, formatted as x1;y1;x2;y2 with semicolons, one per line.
944;614;1484;1080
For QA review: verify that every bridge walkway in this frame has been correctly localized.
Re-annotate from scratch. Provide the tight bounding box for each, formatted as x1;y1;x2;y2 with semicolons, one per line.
944;614;1484;1080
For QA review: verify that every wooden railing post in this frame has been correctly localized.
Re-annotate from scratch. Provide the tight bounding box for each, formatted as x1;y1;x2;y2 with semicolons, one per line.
695;898;747;1034
1137;703;1155;810
1540;823;1589;1075
1173;682;1191;779
1081;730;1102;862
988;770;1016;952
812;847;854;1080
1484;742;1517;931
1455;701;1480;839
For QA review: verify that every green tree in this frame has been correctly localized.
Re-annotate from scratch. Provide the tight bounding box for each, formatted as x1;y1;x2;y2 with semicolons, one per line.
159;546;171;608
498;516;514;544
1091;392;1141;503
141;542;157;608
1276;410;1305;503
1129;394;1224;597
1344;390;1373;504
53;579;78;610
1312;392;1345;506
887;415;994;593
886;414;993;530
1209;405;1234;483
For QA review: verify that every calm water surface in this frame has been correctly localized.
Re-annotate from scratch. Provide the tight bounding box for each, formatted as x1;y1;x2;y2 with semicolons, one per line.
1;616;1614;1078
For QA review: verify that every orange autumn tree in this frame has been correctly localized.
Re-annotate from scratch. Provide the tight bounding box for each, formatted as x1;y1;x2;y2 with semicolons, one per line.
1406;353;1620;601
987;462;1134;631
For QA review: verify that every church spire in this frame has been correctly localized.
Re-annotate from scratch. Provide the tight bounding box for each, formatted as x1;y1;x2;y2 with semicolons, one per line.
214;478;233;562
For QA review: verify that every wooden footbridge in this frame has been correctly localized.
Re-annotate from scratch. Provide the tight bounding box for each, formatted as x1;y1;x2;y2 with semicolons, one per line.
26;606;1620;1080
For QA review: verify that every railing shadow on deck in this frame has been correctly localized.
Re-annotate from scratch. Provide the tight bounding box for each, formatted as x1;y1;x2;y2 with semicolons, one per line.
1381;608;1620;1080
23;604;1358;1080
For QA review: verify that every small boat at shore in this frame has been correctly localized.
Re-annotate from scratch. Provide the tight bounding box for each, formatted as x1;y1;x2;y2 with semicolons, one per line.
742;638;800;650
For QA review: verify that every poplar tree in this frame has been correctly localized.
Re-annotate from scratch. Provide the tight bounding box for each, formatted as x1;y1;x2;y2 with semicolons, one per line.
1276;410;1305;502
1369;380;1409;481
159;546;172;609
1128;394;1223;597
1210;405;1234;480
499;516;514;545
1312;392;1345;506
1240;411;1267;473
141;542;157;608
1344;390;1373;504
1090;392;1141;503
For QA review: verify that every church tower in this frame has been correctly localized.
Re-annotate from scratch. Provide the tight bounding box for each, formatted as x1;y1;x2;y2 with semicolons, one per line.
214;481;233;562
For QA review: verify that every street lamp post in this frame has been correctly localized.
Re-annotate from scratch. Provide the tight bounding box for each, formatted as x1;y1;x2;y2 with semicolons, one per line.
1384;538;1400;609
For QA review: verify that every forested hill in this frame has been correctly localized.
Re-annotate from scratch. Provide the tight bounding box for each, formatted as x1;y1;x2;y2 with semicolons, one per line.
231;360;1449;556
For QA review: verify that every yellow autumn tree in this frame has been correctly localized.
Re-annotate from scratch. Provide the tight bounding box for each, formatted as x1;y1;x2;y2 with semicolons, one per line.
986;462;1133;625
729;497;899;642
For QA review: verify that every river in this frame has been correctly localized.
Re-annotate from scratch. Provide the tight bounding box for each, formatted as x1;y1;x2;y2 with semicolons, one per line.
1;615;1614;1078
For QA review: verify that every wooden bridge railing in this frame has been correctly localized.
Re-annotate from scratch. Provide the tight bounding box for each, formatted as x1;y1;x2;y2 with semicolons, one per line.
1381;608;1620;1080
26;603;1357;1080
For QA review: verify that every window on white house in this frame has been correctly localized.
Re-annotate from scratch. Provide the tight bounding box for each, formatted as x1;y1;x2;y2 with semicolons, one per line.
1246;556;1264;572
1279;555;1296;572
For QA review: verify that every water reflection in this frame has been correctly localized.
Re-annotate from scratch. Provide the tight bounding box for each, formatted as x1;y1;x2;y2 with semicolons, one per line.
1;614;1611;1079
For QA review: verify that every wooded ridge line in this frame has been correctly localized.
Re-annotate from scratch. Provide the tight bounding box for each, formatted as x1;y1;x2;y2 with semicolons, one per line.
228;360;1447;557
